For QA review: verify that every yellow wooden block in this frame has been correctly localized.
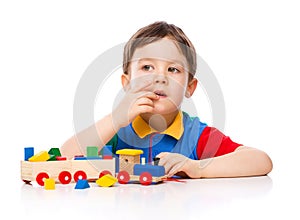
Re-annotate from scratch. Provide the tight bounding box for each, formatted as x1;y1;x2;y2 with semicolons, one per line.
44;178;55;190
29;151;50;162
96;174;117;187
116;149;143;156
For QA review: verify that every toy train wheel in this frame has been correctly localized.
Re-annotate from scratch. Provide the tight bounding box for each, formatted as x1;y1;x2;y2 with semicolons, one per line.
117;171;130;184
73;170;87;182
99;170;112;178
139;172;152;185
58;171;72;184
36;172;49;186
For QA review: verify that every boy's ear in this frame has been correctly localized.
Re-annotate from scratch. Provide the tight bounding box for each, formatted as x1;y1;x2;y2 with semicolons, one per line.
185;78;198;98
121;73;130;91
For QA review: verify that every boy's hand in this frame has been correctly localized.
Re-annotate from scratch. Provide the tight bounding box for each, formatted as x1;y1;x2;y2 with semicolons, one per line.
157;152;201;178
112;79;159;130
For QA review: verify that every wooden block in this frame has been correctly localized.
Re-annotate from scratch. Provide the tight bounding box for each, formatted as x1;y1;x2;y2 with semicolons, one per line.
44;178;55;190
48;148;61;157
24;147;34;161
29;151;50;162
96;174;117;187
47;155;57;161
87;146;98;157
75;179;90;189
56;156;67;161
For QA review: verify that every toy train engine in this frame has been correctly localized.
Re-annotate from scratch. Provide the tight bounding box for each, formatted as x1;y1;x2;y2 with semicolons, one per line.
116;149;166;185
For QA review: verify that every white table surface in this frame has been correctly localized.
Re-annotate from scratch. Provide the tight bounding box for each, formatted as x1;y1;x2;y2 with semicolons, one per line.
5;173;294;220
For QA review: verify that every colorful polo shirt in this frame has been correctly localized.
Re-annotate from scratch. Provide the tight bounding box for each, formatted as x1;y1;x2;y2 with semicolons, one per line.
108;111;242;163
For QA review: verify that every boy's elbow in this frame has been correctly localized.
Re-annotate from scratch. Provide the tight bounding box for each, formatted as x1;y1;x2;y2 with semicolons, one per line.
237;146;273;176
257;150;273;175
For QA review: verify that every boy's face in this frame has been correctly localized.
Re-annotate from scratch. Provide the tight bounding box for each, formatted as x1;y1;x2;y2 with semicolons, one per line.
123;38;197;115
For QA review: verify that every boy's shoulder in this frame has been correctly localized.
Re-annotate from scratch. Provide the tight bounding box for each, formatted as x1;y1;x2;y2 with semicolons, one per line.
181;111;207;135
182;111;206;125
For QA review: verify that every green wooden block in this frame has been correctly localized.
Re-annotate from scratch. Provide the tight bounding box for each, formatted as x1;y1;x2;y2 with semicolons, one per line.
48;148;61;157
47;154;57;161
87;146;98;157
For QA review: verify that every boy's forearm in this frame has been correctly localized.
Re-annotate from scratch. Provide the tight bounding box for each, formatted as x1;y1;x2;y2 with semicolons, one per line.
186;146;273;178
61;114;118;159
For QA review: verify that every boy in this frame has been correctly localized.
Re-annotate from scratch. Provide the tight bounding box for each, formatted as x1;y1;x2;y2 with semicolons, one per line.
61;21;272;178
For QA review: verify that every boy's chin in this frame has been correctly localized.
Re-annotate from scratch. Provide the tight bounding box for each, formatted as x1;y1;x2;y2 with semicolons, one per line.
152;103;180;115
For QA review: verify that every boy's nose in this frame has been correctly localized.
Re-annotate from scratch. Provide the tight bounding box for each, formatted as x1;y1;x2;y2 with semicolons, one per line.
153;75;168;85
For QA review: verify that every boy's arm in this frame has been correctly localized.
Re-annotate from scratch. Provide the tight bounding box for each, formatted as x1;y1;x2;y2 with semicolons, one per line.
158;146;273;178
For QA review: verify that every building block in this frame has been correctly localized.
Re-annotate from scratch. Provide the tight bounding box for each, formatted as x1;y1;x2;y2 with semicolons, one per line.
134;164;165;177
75;179;90;189
87;146;98;157
29;151;50;162
44;178;55;190
47;155;57;161
96;174;117;187
24;147;34;161
101;145;113;156
56;156;67;160
48;148;61;157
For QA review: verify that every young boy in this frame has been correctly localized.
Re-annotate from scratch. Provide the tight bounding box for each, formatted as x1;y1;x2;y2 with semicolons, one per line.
61;21;272;178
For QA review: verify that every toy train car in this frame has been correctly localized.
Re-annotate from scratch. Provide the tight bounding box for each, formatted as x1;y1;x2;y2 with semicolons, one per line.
21;159;115;186
21;147;115;186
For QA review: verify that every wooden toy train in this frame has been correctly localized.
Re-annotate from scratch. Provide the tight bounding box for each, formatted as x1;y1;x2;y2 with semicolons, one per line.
21;146;167;186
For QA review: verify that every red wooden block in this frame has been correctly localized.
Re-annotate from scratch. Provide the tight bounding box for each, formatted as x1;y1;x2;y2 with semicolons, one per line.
56;156;67;160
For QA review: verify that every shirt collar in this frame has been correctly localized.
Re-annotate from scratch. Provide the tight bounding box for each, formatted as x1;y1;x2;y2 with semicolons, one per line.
132;111;184;140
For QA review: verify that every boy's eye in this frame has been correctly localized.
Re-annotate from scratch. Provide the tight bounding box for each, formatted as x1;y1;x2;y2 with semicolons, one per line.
168;67;180;73
142;65;154;71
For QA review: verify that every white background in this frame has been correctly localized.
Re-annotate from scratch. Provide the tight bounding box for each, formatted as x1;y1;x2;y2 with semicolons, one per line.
1;0;299;219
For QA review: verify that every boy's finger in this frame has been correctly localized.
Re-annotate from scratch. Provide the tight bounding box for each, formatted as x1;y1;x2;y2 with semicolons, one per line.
156;152;169;159
136;91;159;100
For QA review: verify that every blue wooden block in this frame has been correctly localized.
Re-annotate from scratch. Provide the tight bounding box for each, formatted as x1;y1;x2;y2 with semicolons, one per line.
24;147;34;161
101;145;113;156
74;156;87;160
86;156;102;160
133;164;165;177
75;179;90;189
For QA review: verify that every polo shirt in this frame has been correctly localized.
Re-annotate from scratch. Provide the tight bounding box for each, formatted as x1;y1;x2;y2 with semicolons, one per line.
107;111;242;163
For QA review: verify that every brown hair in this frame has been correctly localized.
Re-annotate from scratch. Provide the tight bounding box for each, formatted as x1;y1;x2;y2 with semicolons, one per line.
123;21;197;80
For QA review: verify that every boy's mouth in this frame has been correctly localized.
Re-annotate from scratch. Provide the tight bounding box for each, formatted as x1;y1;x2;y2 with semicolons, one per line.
154;90;167;97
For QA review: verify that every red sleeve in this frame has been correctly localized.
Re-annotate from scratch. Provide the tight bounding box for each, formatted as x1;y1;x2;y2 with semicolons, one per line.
196;126;242;159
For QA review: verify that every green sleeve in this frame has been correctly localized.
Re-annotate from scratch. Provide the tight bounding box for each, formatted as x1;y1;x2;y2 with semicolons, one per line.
106;134;118;154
